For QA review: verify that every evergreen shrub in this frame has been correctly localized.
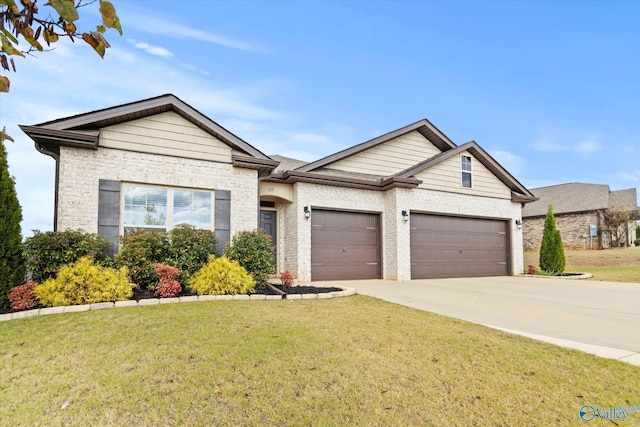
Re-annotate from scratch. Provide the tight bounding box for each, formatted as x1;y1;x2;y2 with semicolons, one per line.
224;229;274;287
35;257;133;307
0;138;25;309
115;230;170;289
24;229;111;282
8;281;39;311
188;255;255;296
539;205;566;275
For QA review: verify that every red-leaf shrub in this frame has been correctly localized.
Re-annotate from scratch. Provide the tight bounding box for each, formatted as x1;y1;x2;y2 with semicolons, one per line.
279;270;294;287
527;265;539;275
8;281;39;311
153;263;182;298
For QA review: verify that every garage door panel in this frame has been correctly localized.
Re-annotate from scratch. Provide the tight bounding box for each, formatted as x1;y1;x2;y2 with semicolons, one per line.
311;210;381;281
411;214;509;279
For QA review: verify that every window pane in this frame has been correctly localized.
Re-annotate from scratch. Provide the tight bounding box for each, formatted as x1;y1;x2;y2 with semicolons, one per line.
462;172;472;188
173;190;211;228
461;156;472;172
123;185;167;226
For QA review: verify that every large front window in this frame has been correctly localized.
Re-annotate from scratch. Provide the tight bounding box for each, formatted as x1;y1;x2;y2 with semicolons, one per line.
123;184;213;232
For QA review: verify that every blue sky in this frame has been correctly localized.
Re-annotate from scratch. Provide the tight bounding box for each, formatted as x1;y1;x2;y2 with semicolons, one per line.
1;0;638;235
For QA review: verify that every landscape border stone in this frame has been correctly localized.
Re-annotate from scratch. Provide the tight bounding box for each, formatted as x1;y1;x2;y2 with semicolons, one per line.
0;286;355;322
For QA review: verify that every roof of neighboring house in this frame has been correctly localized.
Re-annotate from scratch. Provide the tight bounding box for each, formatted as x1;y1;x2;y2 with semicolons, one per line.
522;183;639;217
609;188;638;211
270;155;309;172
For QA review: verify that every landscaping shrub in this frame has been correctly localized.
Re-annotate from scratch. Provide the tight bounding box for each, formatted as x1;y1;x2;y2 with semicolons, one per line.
539;205;566;275
223;229;274;287
0;138;25;310
35;257;133;307
153;263;182;298
24;229;111;282
8;281;39;311
188;255;255;296
279;271;294;287
526;265;539;275
115;230;170;289
168;225;218;284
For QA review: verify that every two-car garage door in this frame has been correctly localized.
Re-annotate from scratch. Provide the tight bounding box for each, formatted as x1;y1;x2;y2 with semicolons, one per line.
309;210;509;281
410;214;509;279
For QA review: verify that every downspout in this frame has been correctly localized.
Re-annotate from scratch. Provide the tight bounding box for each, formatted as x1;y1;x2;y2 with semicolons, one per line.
34;142;59;231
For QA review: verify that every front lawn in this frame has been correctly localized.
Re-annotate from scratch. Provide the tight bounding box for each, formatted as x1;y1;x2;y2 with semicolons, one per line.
524;247;640;282
1;297;638;425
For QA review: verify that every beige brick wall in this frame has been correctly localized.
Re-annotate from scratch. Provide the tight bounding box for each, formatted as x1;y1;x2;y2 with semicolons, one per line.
407;189;524;279
57;146;258;238
282;183;523;282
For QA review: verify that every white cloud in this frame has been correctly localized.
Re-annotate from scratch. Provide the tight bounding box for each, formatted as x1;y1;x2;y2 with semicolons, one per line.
127;38;174;57
614;170;640;182
532;135;602;154
121;9;259;52
574;138;602;153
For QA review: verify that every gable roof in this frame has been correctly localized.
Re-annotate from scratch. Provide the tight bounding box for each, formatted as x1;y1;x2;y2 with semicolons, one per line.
265;125;536;202
296;119;457;173
21;94;275;163
521;183;640;218
396;140;537;203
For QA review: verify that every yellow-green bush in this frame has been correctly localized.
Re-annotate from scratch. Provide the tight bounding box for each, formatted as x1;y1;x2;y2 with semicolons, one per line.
35;257;134;307
188;255;255;296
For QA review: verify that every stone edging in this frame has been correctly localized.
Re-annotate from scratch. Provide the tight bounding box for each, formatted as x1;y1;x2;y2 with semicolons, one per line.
0;287;356;323
520;272;593;280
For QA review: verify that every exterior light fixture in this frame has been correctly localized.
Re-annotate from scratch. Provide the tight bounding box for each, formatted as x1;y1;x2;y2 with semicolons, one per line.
515;219;523;230
401;209;409;222
304;206;310;219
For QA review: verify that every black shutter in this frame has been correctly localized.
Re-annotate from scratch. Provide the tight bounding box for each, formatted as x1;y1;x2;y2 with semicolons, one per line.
215;190;231;255
98;179;120;257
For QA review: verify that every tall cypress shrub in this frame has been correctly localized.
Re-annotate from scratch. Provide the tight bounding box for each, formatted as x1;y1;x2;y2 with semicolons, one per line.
539;204;566;274
0;138;25;308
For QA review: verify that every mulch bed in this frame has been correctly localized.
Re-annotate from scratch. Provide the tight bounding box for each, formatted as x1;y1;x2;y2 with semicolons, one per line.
133;283;342;300
1;284;344;314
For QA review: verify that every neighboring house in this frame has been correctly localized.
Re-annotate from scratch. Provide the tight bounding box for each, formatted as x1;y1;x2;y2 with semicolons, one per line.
22;94;537;282
522;183;639;250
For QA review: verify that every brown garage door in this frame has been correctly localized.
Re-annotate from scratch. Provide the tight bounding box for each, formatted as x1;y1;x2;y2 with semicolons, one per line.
410;214;509;279
311;210;381;281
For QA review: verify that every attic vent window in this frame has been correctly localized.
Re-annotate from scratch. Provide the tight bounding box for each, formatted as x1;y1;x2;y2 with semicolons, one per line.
461;155;472;188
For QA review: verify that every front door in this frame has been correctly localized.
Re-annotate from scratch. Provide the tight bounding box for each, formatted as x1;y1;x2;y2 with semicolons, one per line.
260;210;277;271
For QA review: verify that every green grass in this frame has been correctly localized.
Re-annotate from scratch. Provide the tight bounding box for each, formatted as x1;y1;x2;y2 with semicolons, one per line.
1;297;638;426
524;248;640;282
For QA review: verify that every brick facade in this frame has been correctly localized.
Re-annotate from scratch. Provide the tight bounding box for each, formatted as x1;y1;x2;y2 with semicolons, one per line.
277;183;523;282
57;146;259;239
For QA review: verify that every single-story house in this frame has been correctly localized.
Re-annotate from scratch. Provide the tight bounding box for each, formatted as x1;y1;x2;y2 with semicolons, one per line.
522;183;639;250
22;94;537;281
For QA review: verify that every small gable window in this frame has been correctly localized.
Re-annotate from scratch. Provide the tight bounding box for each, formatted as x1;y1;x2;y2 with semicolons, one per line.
461;155;472;188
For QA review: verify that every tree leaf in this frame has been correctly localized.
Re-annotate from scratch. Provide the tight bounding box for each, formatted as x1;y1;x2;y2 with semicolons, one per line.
64;22;76;36
0;55;8;71
0;129;15;143
81;32;105;58
96;24;106;34
0;75;9;92
99;1;122;35
25;36;43;51
0;0;17;7
43;28;59;44
46;0;79;23
1;29;19;45
1;35;25;58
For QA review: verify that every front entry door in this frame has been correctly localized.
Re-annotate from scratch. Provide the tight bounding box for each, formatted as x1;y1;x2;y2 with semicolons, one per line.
260;210;277;271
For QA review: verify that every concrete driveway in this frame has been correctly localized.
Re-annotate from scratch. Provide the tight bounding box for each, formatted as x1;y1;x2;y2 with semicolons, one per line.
321;276;640;365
